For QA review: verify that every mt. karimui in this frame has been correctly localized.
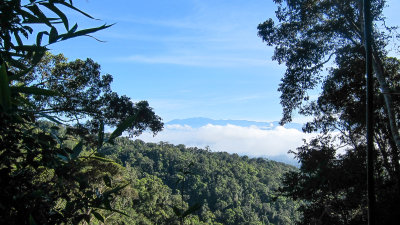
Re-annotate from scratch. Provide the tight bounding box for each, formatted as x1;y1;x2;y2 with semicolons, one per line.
136;118;312;166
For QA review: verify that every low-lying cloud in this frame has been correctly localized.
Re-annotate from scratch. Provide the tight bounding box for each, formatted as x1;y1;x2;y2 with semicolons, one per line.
135;124;316;158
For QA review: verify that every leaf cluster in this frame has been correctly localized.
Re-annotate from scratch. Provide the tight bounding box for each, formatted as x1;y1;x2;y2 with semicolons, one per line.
258;1;400;224
0;1;163;224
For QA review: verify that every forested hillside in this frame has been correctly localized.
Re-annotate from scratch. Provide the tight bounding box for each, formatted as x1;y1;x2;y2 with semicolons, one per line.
97;136;301;224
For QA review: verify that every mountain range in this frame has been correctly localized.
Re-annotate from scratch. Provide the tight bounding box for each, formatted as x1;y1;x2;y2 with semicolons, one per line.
166;117;303;131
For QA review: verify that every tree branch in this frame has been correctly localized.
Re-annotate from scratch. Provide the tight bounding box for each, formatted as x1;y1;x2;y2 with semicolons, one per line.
371;49;400;152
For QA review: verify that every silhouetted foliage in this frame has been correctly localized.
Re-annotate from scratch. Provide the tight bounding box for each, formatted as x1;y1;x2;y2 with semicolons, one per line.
258;0;400;224
0;1;162;224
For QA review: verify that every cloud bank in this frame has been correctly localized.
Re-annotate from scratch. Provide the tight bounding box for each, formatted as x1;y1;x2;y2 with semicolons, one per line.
136;124;316;158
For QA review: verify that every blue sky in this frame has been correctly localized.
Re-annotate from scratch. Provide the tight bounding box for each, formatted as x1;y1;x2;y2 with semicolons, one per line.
48;0;400;158
50;0;285;122
50;0;400;123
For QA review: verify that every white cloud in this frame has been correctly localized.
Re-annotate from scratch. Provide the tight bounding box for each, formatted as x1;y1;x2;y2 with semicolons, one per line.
135;124;316;157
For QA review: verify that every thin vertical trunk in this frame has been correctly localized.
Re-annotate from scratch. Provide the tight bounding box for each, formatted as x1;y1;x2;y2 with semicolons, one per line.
363;1;376;225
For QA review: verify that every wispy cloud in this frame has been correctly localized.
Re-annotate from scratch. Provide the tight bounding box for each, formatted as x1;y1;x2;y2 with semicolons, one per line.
99;0;278;68
117;54;272;67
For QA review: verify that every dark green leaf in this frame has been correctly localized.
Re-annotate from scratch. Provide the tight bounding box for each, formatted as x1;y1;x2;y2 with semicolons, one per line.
69;23;78;33
17;8;40;23
108;113;137;143
36;31;49;46
104;198;112;210
109;208;130;217
57;153;68;161
41;3;69;29
49;26;58;44
0;63;11;112
92;211;104;223
103;175;112;188
10;86;61;96
102;182;129;197
83;214;91;224
59;24;114;41
26;5;52;26
14;45;47;52
14;33;23;47
70;141;83;160
36;112;62;124
29;214;38;225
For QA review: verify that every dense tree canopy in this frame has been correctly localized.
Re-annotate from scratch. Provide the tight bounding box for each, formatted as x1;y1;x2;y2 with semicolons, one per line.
258;0;400;224
99;138;301;225
22;52;163;136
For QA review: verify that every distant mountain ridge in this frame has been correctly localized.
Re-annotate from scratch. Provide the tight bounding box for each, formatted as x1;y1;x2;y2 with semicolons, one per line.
166;117;303;131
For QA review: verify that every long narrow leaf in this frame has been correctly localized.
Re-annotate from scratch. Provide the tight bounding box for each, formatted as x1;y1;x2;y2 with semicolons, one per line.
41;2;69;30
69;23;78;33
70;141;83;160
14;32;23;47
11;86;61;96
0;63;11;111
14;45;47;52
36;31;49;46
17;8;40;23
108;114;137;143
36;112;62;124
57;1;96;19
92;211;104;223
49;26;59;44
26;4;52;27
109;208;130;217
102;182;130;197
59;24;114;41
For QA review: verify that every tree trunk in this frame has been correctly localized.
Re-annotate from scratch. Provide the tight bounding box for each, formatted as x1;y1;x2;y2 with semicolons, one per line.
371;50;400;152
